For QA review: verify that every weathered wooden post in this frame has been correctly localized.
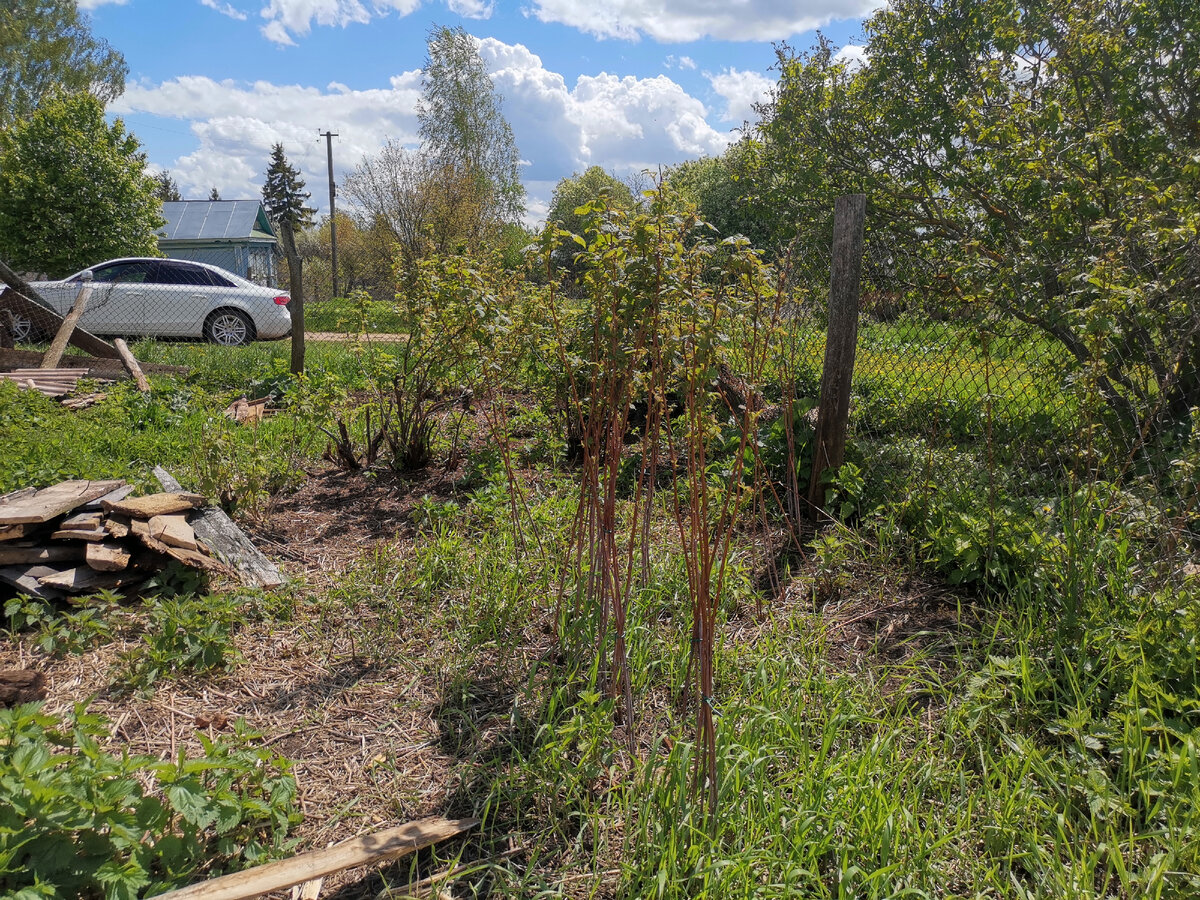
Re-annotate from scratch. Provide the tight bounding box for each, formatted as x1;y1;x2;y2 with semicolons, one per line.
807;193;867;517
280;219;306;375
42;270;93;368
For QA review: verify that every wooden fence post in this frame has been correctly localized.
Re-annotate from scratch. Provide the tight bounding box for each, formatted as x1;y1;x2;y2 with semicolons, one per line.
807;193;867;518
280;220;305;375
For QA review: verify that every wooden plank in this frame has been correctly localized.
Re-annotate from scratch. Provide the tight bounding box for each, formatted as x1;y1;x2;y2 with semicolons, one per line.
0;347;187;377
148;514;198;550
42;277;94;369
50;526;109;542
807;194;867;517
86;542;132;572
0;260;119;358
151;817;479;900
37;566;129;593
0;565;66;600
0;524;33;542
0;545;85;565
104;516;131;539
0;480;126;525
0;487;36;505
154;467;285;589
105;492;206;519
113;338;151;393
60;511;103;530
165;545;233;576
80;484;133;511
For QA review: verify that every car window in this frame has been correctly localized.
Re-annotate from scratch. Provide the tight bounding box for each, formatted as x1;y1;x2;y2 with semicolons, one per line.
92;261;154;284
151;261;217;286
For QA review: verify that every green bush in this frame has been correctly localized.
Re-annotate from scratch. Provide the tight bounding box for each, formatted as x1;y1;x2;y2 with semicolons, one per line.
0;703;298;899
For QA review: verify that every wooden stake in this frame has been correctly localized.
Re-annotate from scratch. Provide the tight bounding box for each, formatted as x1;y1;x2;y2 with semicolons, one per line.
42;274;93;369
150;817;479;900
113;338;151;392
807;193;867;517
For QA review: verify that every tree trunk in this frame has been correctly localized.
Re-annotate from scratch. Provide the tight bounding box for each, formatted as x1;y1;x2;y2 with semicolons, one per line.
280;220;305;375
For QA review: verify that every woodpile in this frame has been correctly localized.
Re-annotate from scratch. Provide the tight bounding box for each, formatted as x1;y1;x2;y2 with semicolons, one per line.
0;478;280;601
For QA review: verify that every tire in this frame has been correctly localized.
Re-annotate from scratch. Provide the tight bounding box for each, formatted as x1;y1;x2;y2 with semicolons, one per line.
204;308;255;346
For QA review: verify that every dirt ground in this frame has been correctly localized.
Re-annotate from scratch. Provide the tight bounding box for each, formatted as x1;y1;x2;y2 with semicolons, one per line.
1;465;971;898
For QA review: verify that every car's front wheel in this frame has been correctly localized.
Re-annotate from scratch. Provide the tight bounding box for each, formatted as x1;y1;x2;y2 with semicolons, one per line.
4;312;34;343
204;308;255;346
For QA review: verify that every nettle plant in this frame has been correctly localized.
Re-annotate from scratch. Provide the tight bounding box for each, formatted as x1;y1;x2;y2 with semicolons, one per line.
0;703;298;899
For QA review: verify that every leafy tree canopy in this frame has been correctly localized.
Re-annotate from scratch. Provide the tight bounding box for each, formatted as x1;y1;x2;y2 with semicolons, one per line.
751;0;1200;449
0;91;163;277
262;143;313;232
0;1;127;130
666;144;774;250
418;25;525;227
209;187;221;201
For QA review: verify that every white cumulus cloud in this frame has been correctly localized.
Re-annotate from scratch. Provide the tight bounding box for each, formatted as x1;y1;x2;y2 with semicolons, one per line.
200;0;250;20
707;68;774;125
527;0;879;42
111;36;735;222
258;0;426;44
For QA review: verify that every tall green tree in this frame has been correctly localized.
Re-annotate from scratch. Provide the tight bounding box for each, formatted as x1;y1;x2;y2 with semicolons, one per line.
666;143;774;250
753;0;1200;450
418;25;525;228
0;92;163;277
153;170;182;202
0;1;127;130
208;187;221;201
545;167;636;277
261;143;313;232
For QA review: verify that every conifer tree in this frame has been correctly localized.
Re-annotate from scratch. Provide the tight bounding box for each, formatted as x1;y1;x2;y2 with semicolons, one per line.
261;143;312;231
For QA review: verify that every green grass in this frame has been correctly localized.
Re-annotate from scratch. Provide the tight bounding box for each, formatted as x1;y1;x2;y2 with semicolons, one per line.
3;313;1196;898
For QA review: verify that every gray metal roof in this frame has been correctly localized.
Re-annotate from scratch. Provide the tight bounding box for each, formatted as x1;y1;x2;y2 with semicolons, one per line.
158;200;277;242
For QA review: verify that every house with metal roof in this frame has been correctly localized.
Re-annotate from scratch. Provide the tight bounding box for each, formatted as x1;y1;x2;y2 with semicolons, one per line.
158;200;281;287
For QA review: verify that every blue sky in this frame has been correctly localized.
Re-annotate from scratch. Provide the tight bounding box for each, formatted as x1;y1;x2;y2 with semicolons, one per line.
81;0;872;224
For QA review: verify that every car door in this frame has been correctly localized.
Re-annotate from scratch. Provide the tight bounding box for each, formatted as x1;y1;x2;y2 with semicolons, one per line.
78;260;154;334
145;260;225;337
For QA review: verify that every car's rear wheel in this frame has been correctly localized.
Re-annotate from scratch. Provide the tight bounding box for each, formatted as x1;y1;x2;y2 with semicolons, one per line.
204;308;255;346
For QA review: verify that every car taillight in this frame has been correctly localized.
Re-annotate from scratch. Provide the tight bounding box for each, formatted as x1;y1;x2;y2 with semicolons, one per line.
273;295;290;305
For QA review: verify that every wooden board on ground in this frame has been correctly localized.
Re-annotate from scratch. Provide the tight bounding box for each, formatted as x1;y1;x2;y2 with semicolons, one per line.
154;467;285;589
0;523;33;542
86;542;132;572
0;348;188;378
0;545;85;565
50;526;109;542
59;511;103;530
80;484;135;511
148;514;198;550
0;480;126;525
37;566;128;593
150;817;479;900
0;565;66;600
105;492;206;519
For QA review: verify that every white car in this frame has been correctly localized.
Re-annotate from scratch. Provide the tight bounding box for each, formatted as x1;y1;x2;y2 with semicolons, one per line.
13;258;292;346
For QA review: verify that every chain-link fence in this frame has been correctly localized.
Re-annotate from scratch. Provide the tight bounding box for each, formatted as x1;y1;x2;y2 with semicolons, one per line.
0;257;294;349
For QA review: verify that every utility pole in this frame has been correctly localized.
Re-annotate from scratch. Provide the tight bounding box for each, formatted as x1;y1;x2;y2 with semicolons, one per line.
320;129;339;299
